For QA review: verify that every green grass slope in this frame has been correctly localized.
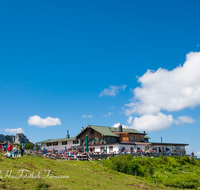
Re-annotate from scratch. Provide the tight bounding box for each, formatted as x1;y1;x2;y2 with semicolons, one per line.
0;154;199;190
104;154;200;189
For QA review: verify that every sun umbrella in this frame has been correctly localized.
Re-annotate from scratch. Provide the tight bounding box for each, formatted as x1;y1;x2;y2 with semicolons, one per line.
86;135;88;153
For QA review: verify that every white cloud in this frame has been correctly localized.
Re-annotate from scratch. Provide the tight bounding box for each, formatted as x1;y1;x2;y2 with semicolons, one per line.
112;123;129;128
130;113;174;132
123;52;200;132
5;128;24;134
197;44;199;47
104;112;112;117
175;116;195;125
83;115;93;118
125;52;200;116
197;151;200;155
110;106;115;109
99;85;126;97
28;115;61;128
127;116;133;124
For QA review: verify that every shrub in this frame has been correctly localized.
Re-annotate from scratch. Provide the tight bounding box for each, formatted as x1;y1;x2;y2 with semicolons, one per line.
190;157;196;165
127;159;139;175
183;155;190;163
174;156;185;165
148;166;154;176
105;155;144;176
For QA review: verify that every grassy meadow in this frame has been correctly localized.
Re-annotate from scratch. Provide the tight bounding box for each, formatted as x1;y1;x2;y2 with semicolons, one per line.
0;154;199;189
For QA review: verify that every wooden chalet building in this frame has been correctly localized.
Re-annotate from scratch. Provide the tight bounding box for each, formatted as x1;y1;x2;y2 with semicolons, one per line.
38;124;188;154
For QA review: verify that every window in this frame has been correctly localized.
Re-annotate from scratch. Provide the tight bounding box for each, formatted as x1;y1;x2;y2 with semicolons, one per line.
98;138;101;142
131;136;134;141
53;142;58;146
81;140;84;143
90;139;92;142
62;141;67;145
46;143;52;146
109;146;113;152
73;140;79;144
94;138;96;142
130;147;133;152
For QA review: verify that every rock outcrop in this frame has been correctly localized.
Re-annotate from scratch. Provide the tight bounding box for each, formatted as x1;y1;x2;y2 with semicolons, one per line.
0;133;30;144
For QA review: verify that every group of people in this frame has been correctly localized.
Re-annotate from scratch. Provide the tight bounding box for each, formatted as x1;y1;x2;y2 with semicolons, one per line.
42;148;86;160
0;142;25;158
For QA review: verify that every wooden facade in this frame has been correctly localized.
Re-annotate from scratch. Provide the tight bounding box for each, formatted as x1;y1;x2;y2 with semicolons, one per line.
76;127;118;146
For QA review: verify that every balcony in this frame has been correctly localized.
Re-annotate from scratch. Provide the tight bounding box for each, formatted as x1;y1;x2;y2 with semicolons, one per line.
81;140;118;146
175;147;185;151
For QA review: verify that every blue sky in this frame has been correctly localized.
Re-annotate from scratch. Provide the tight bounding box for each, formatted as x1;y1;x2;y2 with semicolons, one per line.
0;1;200;156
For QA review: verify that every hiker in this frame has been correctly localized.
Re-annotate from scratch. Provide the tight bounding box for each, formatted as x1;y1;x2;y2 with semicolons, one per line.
68;151;71;161
7;143;12;153
13;145;18;157
192;152;194;158
43;148;46;155
0;144;2;153
4;152;12;158
34;144;36;151
20;144;24;157
3;144;7;152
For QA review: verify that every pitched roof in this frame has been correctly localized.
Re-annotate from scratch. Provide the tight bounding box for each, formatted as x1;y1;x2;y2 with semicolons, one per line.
110;126;143;134
36;137;75;144
76;125;146;137
89;125;118;137
37;125;151;143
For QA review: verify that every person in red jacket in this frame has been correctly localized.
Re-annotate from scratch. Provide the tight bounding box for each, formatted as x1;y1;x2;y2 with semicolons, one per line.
7;143;13;152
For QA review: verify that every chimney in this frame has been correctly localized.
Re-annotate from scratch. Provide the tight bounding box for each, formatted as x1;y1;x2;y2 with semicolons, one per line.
143;131;145;134
81;126;84;131
66;130;70;138
161;137;162;143
119;124;122;132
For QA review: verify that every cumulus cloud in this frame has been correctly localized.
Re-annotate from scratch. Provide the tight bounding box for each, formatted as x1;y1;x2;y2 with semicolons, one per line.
28;115;61;128
5;128;24;134
197;151;200;155
83;115;93;118
175;116;195;125
112;123;129;128
124;52;199;132
99;85;126;97
197;44;199;47
130;113;174;132
126;52;200;116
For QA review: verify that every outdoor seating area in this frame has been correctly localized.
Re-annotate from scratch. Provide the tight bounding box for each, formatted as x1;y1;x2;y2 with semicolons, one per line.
22;148;198;162
25;149;88;161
